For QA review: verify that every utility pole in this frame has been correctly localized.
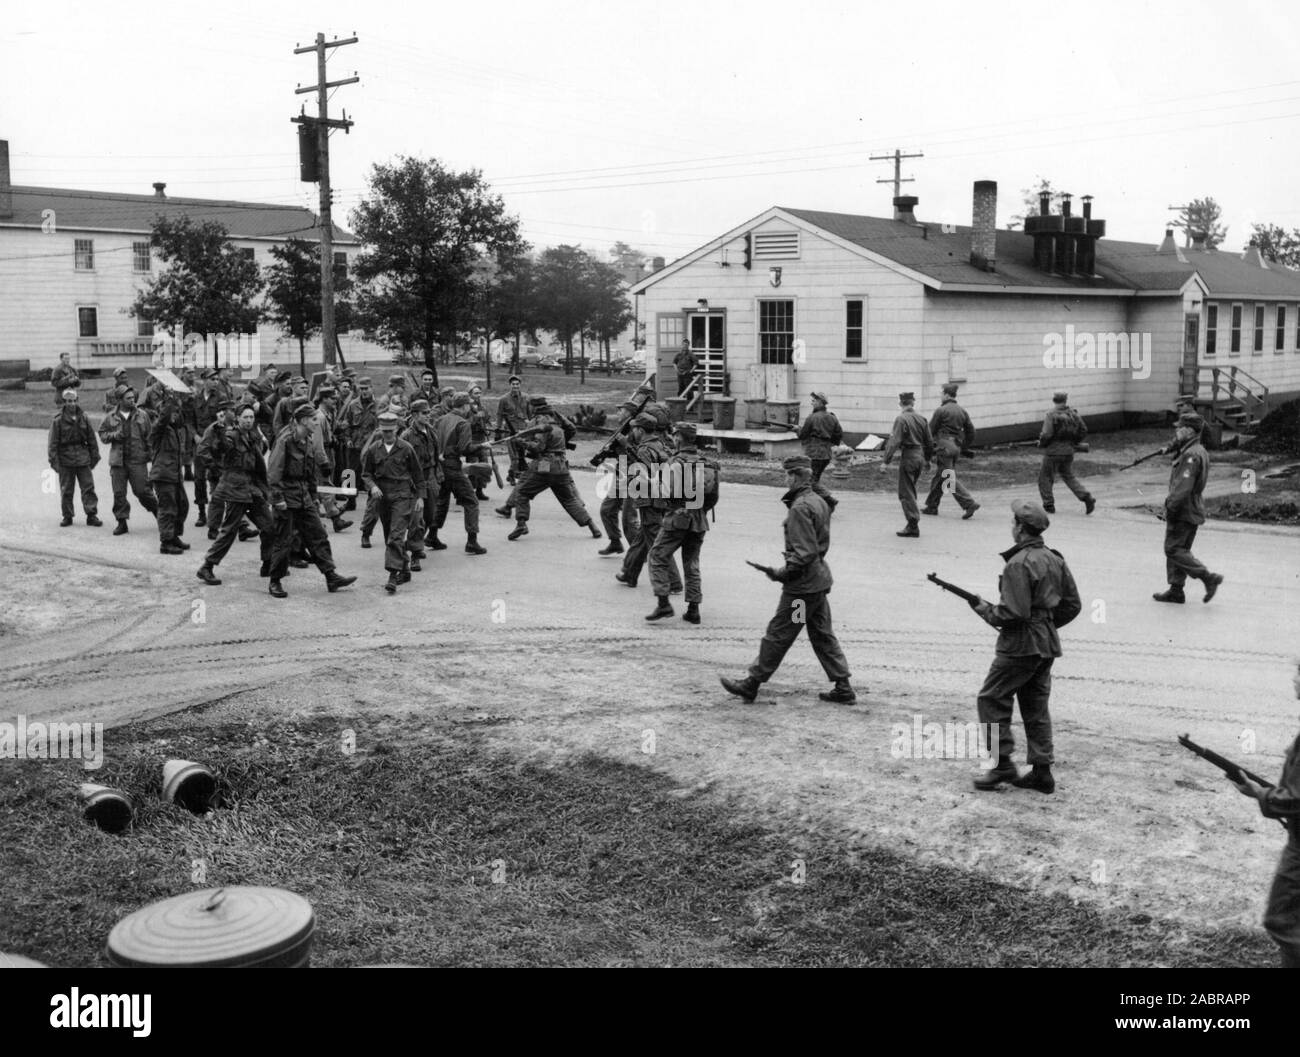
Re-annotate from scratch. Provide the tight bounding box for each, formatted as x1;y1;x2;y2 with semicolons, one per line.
293;32;358;368
870;148;924;198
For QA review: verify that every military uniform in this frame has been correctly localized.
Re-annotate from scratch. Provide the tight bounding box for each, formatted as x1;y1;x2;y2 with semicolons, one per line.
202;423;275;574
98;403;158;526
267;421;341;583
47;401;100;523
50;360;81;405
1158;418;1219;601
361;427;425;578
1037;394;1094;513
432;408;483;548
400;409;443;555
647;430;708;620
148;402;190;549
1255;728;1300;966
923;390;979;516
507;417;598;539
342;392;380;513
798;396;843;484
496;384;531;482
881;394;934;535
619;423;682;591
972;501;1081;790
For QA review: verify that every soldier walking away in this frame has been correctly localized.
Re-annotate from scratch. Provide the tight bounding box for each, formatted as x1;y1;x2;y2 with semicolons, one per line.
646;422;709;624
674;339;698;396
148;392;191;555
1037;391;1095;515
48;389;101;527
98;386;158;534
197;405;276;586
50;351;81;406
265;403;357;598
1153;412;1224;604
617;408;682;593
506;403;602;543
923;382;980;519
968;500;1081;793
431;394;487;555
880;391;934;537
720;455;855;704
1232;660;1300;967
362;411;426;593
798;392;843;484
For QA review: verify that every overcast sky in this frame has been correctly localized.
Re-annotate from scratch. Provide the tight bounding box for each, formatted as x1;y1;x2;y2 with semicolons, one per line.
4;0;1298;262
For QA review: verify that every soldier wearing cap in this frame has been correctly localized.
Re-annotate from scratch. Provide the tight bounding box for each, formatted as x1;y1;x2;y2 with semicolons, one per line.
880;391;935;537
48;388;101;527
922;382;980;520
496;375;531;484
192;369;225;527
1153;412;1224;604
429;386;457;425
616;407;682;593
645;422;708;623
50;351;81;406
385;373;409;413
342;376;379;517
196;403;276;586
596;398;643;557
413;369;437;406
495;395;553;521
431;394;487;555
966;499;1081;793
102;367;130;412
465;383;493;501
362;410;427;592
401;398;442;563
98;385;158;534
148;389;191;554
264;402;358;598
503;402;601;543
1037;391;1095;515
798;392;843;484
720;454;856;704
195;399;238;538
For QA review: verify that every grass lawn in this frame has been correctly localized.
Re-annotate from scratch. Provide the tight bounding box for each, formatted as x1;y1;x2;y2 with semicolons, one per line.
0;707;1275;968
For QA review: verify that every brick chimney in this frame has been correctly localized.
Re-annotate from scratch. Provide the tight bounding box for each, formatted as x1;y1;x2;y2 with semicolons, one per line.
0;140;11;220
893;195;919;223
152;182;167;198
1190;230;1207;251
970;180;997;271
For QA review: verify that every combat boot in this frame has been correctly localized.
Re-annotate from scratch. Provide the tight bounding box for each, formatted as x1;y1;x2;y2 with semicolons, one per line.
160;541;185;555
360;534;372;549
1152;587;1185;604
818;679;856;704
1202;573;1224;603
508;524;529;541
397;566;412;585
409;557;422;572
682;602;700;624
1012;764;1055;794
475;488;490;501
973;759;1020;791
171;538;191;550
238;525;260;542
60;517;73;527
598;540;624;556
465;535;487;555
1084;497;1096;515
268;579;287;599
495;506;513;519
1042;503;1055;514
896;522;920;538
384;572;399;595
86;515;103;527
645;597;674;621
113;520;129;535
962;502;981;520
332;516;353;532
325;572;357;592
195;512;207;528
921;507;938;516
615;572;637;588
427;531;448;551
196;564;222;586
719;675;759;702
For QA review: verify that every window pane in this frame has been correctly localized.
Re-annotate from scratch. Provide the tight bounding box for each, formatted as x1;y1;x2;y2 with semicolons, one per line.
133;242;151;271
75;239;94;270
758;300;794;365
690;314;706;347
846;332;862;358
78;308;97;337
708;315;724;349
846;300;862;327
1277;306;1286;351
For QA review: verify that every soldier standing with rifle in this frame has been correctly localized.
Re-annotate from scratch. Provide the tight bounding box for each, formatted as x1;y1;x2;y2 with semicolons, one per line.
1037;391;1095;515
720;455;855;705
880;391;934;538
922;382;979;519
1153;411;1224;605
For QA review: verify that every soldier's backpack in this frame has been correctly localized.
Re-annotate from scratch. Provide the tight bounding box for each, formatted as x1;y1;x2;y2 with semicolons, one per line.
699;455;721;517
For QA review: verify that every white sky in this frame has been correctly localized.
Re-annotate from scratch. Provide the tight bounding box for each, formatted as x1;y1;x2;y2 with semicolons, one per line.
4;0;1299;262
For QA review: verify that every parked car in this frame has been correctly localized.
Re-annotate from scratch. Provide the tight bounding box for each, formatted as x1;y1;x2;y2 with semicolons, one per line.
537;356;562;370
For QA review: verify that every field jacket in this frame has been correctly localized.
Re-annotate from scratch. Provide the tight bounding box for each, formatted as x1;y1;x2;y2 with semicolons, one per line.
975;537;1081;658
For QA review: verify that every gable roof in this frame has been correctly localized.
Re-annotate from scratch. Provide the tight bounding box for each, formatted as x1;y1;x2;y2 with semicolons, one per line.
634;206;1300;300
1;185;357;243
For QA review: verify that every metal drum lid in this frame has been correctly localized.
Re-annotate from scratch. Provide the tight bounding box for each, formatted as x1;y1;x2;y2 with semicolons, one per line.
106;887;315;968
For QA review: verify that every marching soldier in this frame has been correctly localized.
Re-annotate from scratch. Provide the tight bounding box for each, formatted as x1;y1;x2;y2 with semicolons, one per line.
196;399;238;539
47;389;101;527
922;382;980;519
798;392;843;484
148;391;191;555
265;403;358;598
967;500;1081;793
344;377;380;532
646;422;707;624
1153;411;1224;604
720;454;855;705
505;403;602;543
1037;391;1096;515
50;351;81;406
401;399;443;565
496;375;530;484
880;391;934;537
616;409;682;592
192;369;224;528
197;404;276;586
98;385;158;534
431;394;487;555
362;410;426;593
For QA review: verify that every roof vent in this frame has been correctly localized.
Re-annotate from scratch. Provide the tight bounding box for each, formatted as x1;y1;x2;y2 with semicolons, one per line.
152;182;167;198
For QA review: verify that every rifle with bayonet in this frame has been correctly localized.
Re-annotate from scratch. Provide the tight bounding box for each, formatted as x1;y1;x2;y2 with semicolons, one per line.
926;571;982;608
590;384;656;467
1117;446;1169;471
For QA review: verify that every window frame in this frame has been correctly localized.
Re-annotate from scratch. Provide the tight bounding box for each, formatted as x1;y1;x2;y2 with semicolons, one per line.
1253;302;1265;354
756;298;795;365
1229;302;1242;354
132;241;151;273
843;296;866;362
1276;304;1287;353
1205;303;1218;356
74;239;94;271
76;306;99;339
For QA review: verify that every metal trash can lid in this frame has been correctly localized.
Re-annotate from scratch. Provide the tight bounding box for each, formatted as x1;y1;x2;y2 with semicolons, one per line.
0;952;48;967
107;886;315;968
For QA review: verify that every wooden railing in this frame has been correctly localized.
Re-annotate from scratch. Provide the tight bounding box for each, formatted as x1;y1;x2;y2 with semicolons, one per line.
1183;365;1270;426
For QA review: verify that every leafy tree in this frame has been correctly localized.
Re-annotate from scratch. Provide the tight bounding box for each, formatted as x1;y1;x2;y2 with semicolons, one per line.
608;240;651;280
532;245;596;374
348;156;524;383
1175;197;1227;249
1247;223;1300;269
586;258;635;362
262;237;355;376
129;215;263;367
1007;178;1065;231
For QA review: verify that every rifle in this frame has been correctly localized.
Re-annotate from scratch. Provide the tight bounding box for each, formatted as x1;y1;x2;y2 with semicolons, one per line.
486;444;504;489
745;559;780;579
1177;734;1274;788
926;572;982;607
591;385;656;467
1118;447;1168;471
